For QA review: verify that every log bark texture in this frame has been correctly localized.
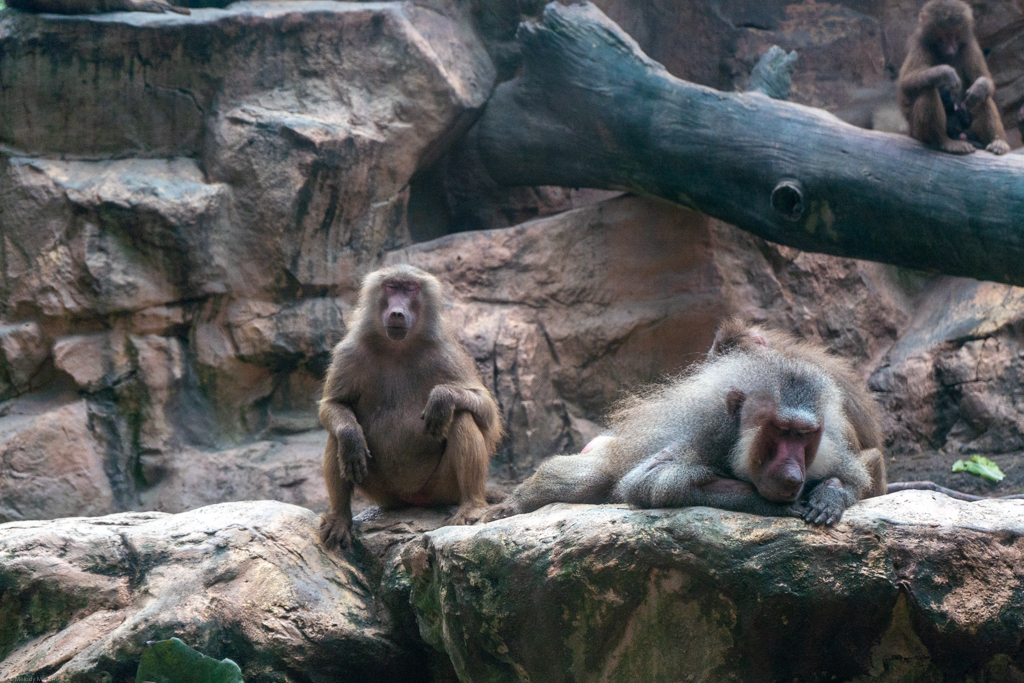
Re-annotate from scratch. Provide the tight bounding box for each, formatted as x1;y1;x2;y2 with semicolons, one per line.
474;2;1024;286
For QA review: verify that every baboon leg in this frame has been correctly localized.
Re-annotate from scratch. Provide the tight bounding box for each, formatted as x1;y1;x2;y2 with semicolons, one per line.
971;97;1010;154
912;90;974;154
481;452;617;522
436;412;490;525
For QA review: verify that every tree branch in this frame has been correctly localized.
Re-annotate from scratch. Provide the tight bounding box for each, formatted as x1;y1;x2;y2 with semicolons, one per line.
473;2;1024;286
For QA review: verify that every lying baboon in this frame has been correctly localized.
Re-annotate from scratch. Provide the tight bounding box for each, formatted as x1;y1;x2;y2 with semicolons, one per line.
484;320;1015;526
484;322;877;526
319;264;502;550
898;0;1009;155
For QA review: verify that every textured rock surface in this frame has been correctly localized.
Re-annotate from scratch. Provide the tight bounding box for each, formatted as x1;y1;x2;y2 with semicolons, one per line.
406;492;1024;683
389;195;912;477
869;277;1024;496
0;400;115;521
0;0;495;519
872;278;1024;457
4;494;1024;683
0;501;428;682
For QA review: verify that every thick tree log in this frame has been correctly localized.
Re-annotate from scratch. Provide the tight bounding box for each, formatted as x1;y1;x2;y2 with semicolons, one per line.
473;2;1024;286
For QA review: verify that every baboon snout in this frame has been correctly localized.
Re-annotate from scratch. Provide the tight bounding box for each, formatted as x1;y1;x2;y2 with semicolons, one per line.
776;466;805;498
385;310;410;340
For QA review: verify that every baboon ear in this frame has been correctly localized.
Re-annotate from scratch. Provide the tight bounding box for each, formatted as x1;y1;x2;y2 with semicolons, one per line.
750;331;768;347
726;388;746;418
709;332;724;357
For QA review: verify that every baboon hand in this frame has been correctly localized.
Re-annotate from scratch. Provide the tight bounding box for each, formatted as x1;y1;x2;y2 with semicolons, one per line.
940;138;976;154
964;76;993;109
933;65;961;94
320;512;352;550
986;139;1010;155
793;478;848;526
337;426;370;484
422;386;456;440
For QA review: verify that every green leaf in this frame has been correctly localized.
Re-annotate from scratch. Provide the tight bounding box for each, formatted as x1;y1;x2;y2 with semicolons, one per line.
951;455;1005;483
136;638;244;683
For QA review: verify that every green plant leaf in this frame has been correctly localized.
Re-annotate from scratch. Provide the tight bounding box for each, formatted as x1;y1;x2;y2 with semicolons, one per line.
136;638;244;683
951;455;1005;483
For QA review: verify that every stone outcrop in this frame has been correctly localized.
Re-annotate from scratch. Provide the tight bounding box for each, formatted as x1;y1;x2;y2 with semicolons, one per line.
0;0;495;520
0;501;432;682
4;495;1020;682
870;278;1024;495
406;492;1024;683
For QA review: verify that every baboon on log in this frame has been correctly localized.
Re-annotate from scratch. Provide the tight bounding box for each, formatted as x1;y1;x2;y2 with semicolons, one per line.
898;0;1009;155
319;264;502;550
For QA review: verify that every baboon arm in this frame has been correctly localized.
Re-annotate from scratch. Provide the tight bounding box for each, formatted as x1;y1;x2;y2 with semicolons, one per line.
899;65;956;96
432;384;499;433
615;448;798;518
319;399;361;436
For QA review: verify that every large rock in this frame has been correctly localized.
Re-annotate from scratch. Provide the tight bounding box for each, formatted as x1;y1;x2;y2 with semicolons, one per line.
0;322;49;400
388;195;912;477
405;492;1024;683
0;501;428;682
138;431;331;514
0;0;495;511
0;400;114;522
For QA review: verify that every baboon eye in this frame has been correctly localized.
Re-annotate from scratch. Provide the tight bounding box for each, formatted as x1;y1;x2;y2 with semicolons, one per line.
385;281;421;295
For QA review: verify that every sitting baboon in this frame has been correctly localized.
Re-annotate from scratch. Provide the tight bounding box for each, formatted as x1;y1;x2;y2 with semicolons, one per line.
319;264;502;550
898;0;1009;155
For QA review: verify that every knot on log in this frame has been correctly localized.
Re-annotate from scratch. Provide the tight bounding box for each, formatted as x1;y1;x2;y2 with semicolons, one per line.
747;46;798;101
771;179;805;222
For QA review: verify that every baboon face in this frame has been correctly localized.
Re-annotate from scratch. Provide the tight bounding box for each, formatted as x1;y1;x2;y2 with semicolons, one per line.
732;386;825;503
920;0;971;59
379;278;422;341
928;24;964;57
